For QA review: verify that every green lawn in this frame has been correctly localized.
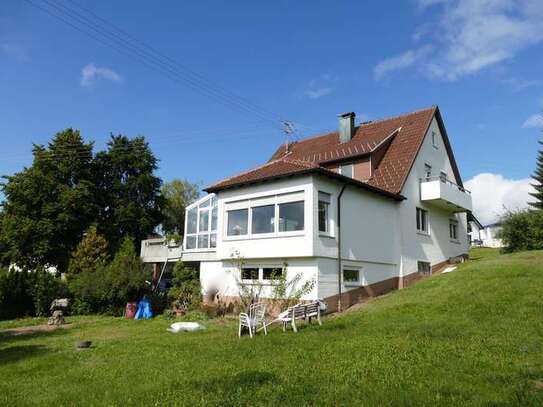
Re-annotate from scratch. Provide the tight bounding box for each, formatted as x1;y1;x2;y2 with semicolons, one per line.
1;251;543;406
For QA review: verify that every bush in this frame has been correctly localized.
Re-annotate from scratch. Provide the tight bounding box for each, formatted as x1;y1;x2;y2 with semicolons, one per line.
0;267;66;320
168;261;201;313
500;209;543;253
69;237;150;315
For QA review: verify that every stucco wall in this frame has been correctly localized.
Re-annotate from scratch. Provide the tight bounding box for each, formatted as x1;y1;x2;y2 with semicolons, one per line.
215;176;315;261
398;117;469;277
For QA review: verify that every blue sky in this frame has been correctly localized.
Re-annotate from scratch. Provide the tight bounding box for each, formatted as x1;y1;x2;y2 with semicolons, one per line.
1;0;542;223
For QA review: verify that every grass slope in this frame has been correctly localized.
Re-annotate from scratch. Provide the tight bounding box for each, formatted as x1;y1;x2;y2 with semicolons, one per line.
1;250;542;406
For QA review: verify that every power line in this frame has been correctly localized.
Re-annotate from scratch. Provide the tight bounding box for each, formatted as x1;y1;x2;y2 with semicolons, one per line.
24;0;297;132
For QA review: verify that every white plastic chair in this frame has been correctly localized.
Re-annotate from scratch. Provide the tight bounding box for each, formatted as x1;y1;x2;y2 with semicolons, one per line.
238;302;267;338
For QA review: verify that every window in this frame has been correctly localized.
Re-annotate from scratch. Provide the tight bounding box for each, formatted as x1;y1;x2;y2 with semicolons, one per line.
432;131;437;148
418;261;431;275
241;267;259;280
279;201;304;232
184;194;218;250
339;163;353;178
424;164;432;181
242;266;284;282
449;220;458;240
343;269;360;284
187;208;197;234
251;205;275;234
318;191;331;233
416;207;429;233
262;267;283;280
227;209;249;236
440;171;447;183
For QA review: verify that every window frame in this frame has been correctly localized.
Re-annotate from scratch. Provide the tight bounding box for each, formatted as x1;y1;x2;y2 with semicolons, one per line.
339;163;354;178
416;207;429;234
418;261;432;275
224;191;306;240
241;265;285;285
342;266;362;287
449;219;459;242
431;131;438;148
424;163;432;181
318;191;331;235
184;194;218;251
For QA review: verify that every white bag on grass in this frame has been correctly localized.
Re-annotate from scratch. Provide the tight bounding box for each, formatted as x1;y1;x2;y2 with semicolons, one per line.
167;322;205;333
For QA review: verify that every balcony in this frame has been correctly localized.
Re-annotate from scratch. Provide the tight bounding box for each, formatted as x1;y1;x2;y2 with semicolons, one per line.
140;238;182;263
420;176;472;212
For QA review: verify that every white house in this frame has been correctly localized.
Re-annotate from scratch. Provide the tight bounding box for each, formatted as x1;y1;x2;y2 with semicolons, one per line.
141;106;472;311
467;213;484;246
479;222;503;248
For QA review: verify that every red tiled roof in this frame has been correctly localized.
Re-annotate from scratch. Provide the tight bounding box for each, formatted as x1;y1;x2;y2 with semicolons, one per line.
205;106;462;198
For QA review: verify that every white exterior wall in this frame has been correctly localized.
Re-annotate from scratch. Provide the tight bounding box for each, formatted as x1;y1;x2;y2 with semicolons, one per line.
200;258;319;300
480;226;503;248
398;117;469;277
215;176;314;261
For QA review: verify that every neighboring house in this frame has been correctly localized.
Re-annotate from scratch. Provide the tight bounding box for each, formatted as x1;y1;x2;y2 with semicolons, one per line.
141;106;472;311
467;213;484;246
479;222;503;248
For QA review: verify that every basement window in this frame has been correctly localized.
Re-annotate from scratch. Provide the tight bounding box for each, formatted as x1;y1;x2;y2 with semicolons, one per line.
418;261;431;275
343;268;361;285
242;266;284;283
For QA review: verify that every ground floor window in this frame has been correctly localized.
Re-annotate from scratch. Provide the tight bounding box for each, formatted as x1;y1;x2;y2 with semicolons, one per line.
418;261;431;275
449;220;458;241
416;207;429;233
241;266;284;283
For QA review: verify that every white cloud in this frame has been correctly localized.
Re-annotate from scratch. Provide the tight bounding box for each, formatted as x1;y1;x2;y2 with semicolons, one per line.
80;63;122;88
374;47;431;80
465;172;535;225
376;0;543;81
522;113;543;128
304;74;337;99
501;77;541;91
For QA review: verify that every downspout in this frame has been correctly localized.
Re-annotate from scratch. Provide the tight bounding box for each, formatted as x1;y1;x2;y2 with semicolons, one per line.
337;184;347;312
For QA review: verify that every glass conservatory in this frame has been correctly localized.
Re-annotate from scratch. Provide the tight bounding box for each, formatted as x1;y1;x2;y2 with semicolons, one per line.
184;194;217;251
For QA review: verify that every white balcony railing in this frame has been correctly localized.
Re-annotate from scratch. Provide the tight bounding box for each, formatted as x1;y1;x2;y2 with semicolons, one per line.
420;176;472;212
140;238;183;263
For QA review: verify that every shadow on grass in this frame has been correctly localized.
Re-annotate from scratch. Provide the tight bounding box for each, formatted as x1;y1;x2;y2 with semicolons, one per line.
0;325;69;345
0;344;48;365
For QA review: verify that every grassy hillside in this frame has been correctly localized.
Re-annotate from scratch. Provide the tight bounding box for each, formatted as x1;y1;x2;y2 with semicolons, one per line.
1;250;542;406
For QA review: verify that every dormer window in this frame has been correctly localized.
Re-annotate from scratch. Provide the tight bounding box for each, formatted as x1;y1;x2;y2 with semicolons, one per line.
339;163;353;178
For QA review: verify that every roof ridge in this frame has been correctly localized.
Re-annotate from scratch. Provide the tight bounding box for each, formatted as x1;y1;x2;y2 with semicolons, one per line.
358;105;436;127
277;106;436;150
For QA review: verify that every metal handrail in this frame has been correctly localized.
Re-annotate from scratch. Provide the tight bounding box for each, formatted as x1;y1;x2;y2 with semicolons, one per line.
421;176;471;194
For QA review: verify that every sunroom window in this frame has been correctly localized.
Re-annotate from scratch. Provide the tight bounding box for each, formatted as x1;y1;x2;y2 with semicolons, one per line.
279;201;304;232
251;205;275;234
184;194;217;250
227;209;248;236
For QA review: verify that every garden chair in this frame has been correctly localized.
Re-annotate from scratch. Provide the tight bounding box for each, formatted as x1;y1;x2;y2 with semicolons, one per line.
238;302;267;338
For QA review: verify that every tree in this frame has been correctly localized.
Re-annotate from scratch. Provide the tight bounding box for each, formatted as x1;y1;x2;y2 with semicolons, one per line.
69;236;149;315
0;129;97;271
67;226;109;276
161;179;200;236
94;135;164;252
529;136;543;210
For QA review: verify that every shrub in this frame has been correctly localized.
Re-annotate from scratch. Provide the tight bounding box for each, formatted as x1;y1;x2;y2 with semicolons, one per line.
67;226;109;276
500;209;543;253
69;237;150;315
0;268;34;320
0;267;66;320
168;261;201;313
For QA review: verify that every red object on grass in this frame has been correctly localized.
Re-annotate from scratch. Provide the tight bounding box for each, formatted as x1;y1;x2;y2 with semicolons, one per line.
125;302;138;319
